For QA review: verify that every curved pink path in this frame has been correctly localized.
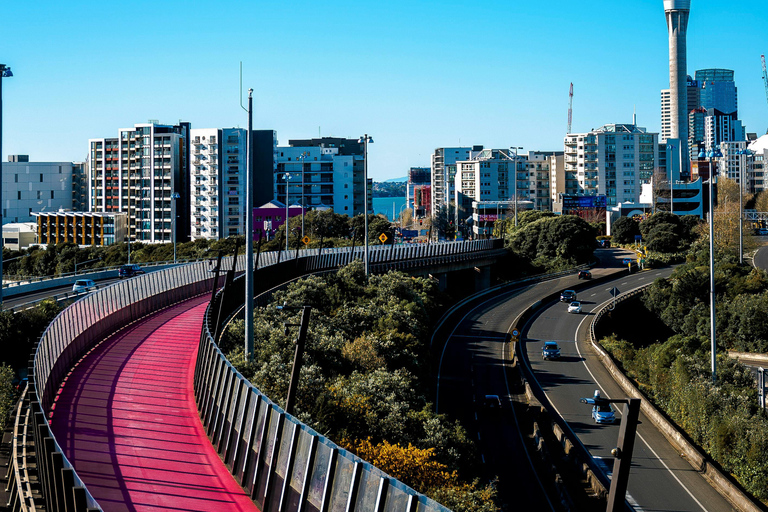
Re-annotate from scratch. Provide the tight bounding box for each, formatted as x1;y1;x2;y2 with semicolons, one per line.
50;296;260;512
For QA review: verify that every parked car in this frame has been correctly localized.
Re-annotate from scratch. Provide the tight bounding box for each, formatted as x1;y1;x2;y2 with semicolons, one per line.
560;290;577;302
72;279;98;293
567;301;582;314
119;264;145;278
578;270;592;279
542;341;561;360
598;240;611;248
482;394;502;412
592;403;616;424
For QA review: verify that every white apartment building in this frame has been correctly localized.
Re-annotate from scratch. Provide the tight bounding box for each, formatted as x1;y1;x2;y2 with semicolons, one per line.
89;122;190;244
190;128;249;240
524;151;562;210
1;158;85;223
563;124;658;207
275;146;358;216
431;146;476;215
453;148;516;226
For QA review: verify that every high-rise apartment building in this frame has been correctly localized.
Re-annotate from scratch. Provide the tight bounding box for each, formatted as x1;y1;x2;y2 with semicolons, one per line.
563;124;658;207
89;121;190;244
1;157;86;223
431;147;478;216
275;138;368;217
453;148;514;221
524;151;562;210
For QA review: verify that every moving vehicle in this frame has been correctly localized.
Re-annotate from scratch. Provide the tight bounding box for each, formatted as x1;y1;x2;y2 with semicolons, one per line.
482;394;502;412
72;279;98;293
567;301;582;314
542;341;561;360
592;403;616;424
560;290;577;302
578;270;592;279
119;264;145;278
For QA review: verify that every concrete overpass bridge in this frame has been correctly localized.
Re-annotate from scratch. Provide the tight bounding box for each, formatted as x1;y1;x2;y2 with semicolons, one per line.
5;240;505;512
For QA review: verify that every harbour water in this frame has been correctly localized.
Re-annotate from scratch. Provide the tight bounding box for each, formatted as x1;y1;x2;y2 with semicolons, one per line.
372;197;406;220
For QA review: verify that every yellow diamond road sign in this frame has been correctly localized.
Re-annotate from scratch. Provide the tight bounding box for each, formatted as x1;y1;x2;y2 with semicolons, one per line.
302;236;310;245
379;233;388;243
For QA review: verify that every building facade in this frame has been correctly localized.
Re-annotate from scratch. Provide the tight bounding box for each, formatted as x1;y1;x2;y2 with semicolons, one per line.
406;167;430;217
431;147;477;216
276;138;369;217
563;124;658;208
1;157;85;223
89;121;190;244
34;211;127;247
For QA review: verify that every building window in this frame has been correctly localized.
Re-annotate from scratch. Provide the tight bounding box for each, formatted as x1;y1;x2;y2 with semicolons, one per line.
40;174;44;182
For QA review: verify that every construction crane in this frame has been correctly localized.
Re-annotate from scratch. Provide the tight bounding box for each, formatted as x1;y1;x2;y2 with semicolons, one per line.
762;55;768;111
567;83;574;134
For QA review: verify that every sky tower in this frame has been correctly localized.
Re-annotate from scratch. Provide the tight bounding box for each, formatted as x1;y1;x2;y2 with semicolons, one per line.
664;0;691;180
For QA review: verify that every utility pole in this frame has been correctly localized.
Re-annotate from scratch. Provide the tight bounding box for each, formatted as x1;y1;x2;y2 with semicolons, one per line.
242;70;255;361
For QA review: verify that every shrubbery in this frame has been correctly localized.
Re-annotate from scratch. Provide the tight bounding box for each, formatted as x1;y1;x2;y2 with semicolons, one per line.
223;261;497;510
600;332;768;501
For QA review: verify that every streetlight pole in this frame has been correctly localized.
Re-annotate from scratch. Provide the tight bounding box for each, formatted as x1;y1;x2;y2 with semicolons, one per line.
358;135;373;275
171;192;181;263
700;146;722;384
737;148;754;265
284;172;292;252
298;151;309;239
0;64;13;308
510;146;523;227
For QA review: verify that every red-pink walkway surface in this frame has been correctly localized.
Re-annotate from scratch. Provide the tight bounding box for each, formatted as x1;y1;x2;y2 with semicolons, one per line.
50;296;260;512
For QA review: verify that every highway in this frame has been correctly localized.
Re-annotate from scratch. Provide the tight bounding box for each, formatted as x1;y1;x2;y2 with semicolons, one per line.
524;270;737;511
435;248;630;510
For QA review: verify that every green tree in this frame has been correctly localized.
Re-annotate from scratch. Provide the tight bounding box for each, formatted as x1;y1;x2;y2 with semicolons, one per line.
611;216;641;244
508;214;596;269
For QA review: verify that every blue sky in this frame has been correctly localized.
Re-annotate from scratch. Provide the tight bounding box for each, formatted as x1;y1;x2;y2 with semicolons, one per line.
2;1;767;181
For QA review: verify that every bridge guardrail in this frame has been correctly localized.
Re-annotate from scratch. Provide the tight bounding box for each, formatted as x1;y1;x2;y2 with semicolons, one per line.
12;239;502;512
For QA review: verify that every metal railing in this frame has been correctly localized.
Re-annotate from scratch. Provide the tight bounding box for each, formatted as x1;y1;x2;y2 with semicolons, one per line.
9;240;502;511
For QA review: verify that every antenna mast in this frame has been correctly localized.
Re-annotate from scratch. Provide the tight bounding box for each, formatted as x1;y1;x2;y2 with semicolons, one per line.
567;83;574;134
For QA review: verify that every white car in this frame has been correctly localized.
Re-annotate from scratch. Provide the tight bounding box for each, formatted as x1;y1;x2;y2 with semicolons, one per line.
567;301;582;314
72;279;97;293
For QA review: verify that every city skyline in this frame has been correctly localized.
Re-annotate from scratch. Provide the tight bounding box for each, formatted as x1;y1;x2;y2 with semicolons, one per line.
2;0;766;182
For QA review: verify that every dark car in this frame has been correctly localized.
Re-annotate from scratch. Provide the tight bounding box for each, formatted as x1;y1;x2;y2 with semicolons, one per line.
542;341;561;360
482;394;502;412
578;270;592;279
119;264;145;279
560;290;577;302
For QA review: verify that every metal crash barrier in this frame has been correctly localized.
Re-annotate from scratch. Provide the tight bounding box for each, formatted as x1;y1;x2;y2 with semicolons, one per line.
8;240;502;511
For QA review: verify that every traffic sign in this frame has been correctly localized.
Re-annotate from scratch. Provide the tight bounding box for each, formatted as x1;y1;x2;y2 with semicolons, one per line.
511;329;520;337
379;233;388;243
302;236;311;245
609;286;620;297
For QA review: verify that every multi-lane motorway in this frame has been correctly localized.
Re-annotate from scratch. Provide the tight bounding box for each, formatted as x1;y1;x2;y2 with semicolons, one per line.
436;250;737;511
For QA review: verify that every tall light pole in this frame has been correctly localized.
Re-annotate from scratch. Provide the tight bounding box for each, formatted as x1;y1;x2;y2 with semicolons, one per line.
358;135;373;275
736;148;754;265
297;151;309;238
699;145;722;384
171;192;181;263
510;146;523;227
245;88;254;361
0;64;12;308
284;172;292;252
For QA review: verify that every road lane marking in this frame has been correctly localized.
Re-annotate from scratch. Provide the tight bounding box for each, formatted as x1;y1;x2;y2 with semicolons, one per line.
576;301;710;512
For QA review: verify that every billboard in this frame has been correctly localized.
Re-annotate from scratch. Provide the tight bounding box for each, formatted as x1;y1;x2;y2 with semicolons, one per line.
562;195;607;210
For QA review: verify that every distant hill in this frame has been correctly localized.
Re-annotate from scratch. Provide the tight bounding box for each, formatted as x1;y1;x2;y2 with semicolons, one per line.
373;180;406;198
384;177;408;183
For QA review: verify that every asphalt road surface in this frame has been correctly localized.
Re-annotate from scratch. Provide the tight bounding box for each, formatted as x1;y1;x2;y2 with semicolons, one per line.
435;248;631;510
524;269;737;512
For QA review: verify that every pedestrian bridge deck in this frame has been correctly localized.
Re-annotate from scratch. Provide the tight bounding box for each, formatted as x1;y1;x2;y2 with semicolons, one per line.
50;295;259;512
